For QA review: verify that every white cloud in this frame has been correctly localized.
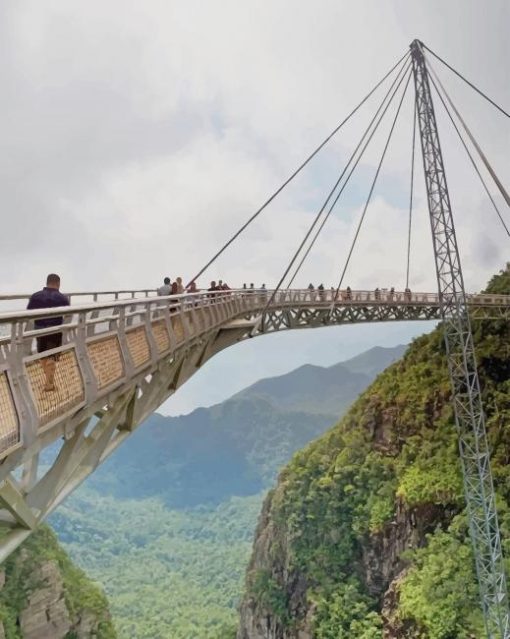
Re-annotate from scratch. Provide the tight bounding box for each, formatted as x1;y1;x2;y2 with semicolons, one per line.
1;0;508;410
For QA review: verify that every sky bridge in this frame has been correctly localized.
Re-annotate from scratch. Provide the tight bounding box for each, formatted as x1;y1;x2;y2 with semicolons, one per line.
0;287;508;558
1;37;510;637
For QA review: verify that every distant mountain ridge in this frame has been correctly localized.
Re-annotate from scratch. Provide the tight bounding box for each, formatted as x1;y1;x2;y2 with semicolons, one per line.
84;344;406;507
238;346;406;415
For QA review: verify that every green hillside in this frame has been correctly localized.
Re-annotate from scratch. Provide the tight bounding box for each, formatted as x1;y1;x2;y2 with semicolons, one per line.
0;525;116;639
80;344;405;504
50;345;404;638
238;265;510;638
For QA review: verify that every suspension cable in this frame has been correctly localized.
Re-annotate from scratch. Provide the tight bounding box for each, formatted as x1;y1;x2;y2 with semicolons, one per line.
427;68;510;237
427;62;510;209
186;51;410;287
406;99;417;289
423;43;510;119
333;71;413;301
286;59;413;288
260;63;412;320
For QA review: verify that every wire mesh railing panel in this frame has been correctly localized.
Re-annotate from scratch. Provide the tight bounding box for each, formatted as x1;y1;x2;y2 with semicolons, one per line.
26;349;85;427
126;326;151;369
152;320;171;353
170;315;186;343
0;372;19;454
87;336;125;390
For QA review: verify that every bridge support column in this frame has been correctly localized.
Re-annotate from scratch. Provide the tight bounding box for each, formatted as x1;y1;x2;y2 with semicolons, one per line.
411;38;510;638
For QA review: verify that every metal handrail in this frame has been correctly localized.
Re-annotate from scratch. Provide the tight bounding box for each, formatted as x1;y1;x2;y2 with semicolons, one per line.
0;289;158;302
0;289;508;325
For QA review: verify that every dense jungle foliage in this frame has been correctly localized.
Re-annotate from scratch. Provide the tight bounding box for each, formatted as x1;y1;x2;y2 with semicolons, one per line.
53;489;262;639
49;346;401;638
243;265;510;638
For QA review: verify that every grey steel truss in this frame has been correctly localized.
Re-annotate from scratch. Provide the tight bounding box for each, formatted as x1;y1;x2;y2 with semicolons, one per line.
411;39;510;638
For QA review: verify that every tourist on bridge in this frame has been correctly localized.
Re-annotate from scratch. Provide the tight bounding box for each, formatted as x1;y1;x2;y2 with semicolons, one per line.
27;274;70;392
219;280;230;291
208;281;219;298
171;280;179;295
375;287;381;301
388;287;395;302
157;277;172;296
175;277;185;294
318;284;325;300
186;281;198;293
404;287;412;302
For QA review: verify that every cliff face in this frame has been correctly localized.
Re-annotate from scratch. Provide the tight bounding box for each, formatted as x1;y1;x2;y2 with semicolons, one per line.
0;525;116;639
238;266;510;639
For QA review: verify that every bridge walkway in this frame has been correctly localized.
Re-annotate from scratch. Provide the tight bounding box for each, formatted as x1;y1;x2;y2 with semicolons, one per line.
0;287;508;559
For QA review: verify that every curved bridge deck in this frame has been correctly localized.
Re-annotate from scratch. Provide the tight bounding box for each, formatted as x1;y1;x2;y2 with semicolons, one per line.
0;287;508;559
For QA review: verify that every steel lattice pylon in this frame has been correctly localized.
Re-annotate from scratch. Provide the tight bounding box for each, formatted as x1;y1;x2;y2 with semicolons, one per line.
410;39;510;638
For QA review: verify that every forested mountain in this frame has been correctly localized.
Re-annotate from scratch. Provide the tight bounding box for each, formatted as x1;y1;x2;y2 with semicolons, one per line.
0;525;115;639
83;344;406;505
233;347;401;416
49;344;405;638
238;266;510;638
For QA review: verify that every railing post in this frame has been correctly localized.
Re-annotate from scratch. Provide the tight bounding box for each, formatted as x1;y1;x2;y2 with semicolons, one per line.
116;307;135;379
8;322;38;449
144;302;159;365
74;313;98;404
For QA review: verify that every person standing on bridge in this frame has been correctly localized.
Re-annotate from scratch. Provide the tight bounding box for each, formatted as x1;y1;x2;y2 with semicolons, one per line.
157;277;171;296
27;274;70;392
176;277;185;294
208;281;219;299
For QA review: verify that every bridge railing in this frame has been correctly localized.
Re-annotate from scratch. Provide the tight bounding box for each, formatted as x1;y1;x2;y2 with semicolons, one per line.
2;285;506;315
0;288;509;463
0;289;159;316
0;290;263;459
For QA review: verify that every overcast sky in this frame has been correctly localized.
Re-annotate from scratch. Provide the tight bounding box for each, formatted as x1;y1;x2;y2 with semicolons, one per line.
1;1;509;413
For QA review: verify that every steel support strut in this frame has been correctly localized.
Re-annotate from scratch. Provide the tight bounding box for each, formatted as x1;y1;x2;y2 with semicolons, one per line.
410;39;510;638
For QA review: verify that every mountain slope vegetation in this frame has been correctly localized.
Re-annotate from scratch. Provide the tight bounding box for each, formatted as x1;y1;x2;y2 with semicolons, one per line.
0;525;116;639
82;344;405;505
51;345;404;638
238;265;510;639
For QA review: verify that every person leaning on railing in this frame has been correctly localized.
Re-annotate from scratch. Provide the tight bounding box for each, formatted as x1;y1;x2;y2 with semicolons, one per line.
27;273;70;392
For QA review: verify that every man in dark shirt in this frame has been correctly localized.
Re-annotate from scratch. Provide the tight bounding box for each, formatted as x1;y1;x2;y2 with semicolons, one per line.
27;274;70;391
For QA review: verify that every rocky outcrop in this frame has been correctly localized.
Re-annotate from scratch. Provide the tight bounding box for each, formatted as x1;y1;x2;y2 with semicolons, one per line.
237;492;314;639
0;525;116;638
18;559;72;639
237;406;460;638
238;266;510;638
